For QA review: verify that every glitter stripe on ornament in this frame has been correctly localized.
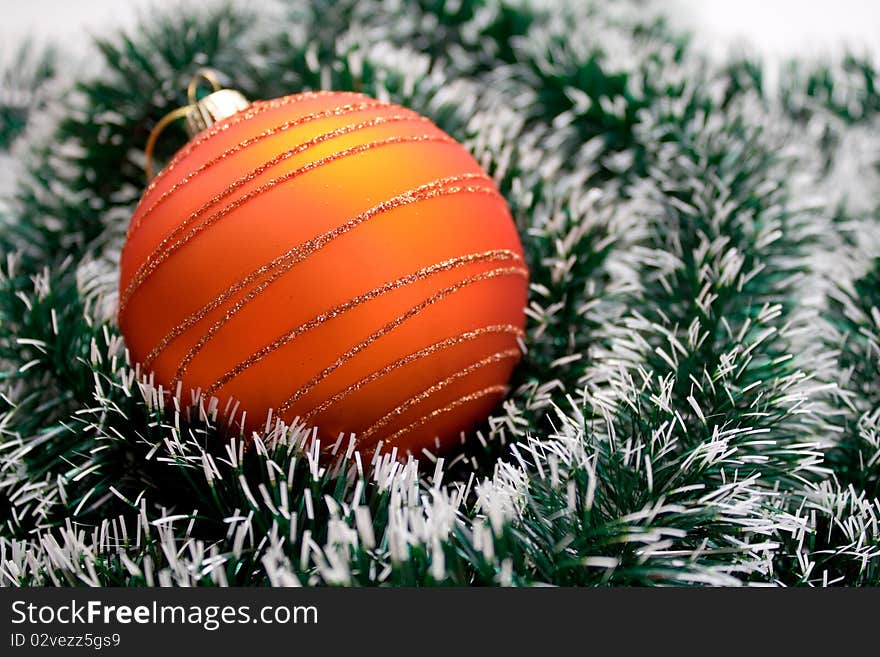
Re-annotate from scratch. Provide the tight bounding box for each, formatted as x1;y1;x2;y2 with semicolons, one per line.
380;384;509;447
144;90;348;197
300;324;525;423
204;258;528;395
127;99;394;241
119;122;447;314
196;252;524;391
271;264;529;412
122;115;437;312
141;174;496;370
355;348;521;442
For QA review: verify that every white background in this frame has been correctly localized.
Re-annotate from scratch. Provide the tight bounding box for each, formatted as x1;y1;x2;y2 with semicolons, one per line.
1;0;878;66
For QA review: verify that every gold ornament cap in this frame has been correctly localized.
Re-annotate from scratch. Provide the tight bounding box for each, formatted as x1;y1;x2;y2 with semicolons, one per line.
185;88;250;135
144;69;250;180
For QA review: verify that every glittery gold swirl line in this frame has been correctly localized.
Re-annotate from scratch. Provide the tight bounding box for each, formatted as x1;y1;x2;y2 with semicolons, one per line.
122;115;435;313
297;324;524;422
141;174;496;370
144;90;349;197
119;120;446;315
203;257;527;396
379;384;509;447
353;348;520;443
272;265;528;413
127;99;393;241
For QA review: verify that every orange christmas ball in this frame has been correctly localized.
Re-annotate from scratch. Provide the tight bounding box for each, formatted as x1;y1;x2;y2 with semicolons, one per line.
119;90;528;456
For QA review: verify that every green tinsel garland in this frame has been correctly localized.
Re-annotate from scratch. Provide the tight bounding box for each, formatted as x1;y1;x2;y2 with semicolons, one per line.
0;0;878;587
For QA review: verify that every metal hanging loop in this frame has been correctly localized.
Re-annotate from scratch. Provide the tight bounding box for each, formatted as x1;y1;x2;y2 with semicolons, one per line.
143;69;250;181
